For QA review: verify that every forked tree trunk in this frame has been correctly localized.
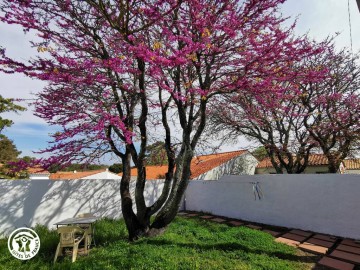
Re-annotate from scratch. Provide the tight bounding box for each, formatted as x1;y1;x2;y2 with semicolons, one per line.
120;151;148;241
151;147;193;230
120;146;193;241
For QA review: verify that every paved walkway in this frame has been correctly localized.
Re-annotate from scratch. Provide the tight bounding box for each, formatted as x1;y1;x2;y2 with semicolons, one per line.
178;211;360;270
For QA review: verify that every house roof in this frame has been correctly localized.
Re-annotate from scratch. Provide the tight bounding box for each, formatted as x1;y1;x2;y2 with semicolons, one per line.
27;166;50;175
122;150;248;180
82;170;122;179
123;165;168;180
256;154;360;170
343;159;360;170
50;169;105;180
190;150;248;178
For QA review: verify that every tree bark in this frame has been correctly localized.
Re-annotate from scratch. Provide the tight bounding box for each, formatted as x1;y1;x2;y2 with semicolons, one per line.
121;150;149;241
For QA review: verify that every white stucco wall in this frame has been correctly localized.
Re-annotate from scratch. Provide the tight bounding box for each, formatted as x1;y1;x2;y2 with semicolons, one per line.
185;174;360;239
0;179;164;237
346;169;360;174
2;175;359;239
195;153;258;180
29;174;50;180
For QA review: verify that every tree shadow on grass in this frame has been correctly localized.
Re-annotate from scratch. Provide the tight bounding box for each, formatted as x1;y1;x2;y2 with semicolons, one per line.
143;238;320;265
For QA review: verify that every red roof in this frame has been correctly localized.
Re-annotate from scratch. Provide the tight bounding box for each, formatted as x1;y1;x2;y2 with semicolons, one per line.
27;166;50;175
122;150;248;179
190;150;248;178
256;154;360;169
123;166;168;180
50;169;105;180
343;159;360;170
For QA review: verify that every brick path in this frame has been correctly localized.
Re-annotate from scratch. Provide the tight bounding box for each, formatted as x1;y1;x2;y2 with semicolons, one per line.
178;211;360;270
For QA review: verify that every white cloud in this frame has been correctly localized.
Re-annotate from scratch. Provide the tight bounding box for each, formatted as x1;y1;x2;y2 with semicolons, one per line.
281;0;360;51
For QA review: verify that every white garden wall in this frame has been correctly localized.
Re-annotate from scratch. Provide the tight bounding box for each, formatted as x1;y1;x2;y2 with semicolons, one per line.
0;179;164;237
1;174;360;239
185;174;360;239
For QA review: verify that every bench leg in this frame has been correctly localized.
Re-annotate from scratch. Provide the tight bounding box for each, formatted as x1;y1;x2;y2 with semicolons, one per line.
72;244;79;263
53;243;61;263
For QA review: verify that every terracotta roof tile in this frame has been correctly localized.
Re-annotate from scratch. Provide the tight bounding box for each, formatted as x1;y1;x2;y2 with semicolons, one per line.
190;150;248;178
27;166;50;175
256;154;360;170
124;166;168;180
121;150;248;180
50;169;105;180
343;159;360;170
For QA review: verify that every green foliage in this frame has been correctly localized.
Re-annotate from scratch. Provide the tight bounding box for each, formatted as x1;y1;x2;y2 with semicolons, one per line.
63;164;107;172
145;141;168;166
0;95;26;178
0;217;316;270
48;163;107;173
0;95;26;134
251;146;268;161
33;225;59;259
108;163;123;174
0;135;21;163
20;156;36;163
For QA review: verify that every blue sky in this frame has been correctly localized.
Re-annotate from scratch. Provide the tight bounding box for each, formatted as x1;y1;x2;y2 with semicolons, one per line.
1;0;360;162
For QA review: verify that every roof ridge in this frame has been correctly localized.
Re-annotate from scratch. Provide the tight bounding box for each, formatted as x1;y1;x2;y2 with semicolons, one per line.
194;149;248;158
52;168;105;173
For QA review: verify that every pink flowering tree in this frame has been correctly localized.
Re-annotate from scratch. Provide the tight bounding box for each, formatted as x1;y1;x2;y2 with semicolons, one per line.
209;42;360;174
0;0;322;240
207;39;329;174
208;85;321;174
300;47;360;173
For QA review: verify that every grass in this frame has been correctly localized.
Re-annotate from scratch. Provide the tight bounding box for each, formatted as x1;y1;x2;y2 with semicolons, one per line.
0;216;319;270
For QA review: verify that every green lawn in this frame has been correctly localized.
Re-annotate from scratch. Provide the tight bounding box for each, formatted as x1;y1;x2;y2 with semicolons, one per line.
0;217;319;270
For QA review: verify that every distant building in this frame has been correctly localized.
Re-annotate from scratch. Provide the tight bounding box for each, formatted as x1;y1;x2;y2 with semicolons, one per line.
121;150;259;180
255;154;360;174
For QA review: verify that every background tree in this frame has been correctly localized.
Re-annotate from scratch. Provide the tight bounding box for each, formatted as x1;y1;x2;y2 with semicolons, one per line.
0;136;21;164
0;95;26;178
48;163;107;173
251;146;268;161
210;43;359;174
0;95;25;134
300;48;360;173
145;141;168;165
208;39;328;174
209;85;319;174
0;0;322;240
0;136;22;178
20;156;36;163
109;163;123;174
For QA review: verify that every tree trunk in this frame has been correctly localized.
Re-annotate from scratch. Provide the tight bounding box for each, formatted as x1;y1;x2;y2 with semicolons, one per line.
121;150;149;241
325;154;341;173
327;162;340;173
120;145;192;241
151;147;193;230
